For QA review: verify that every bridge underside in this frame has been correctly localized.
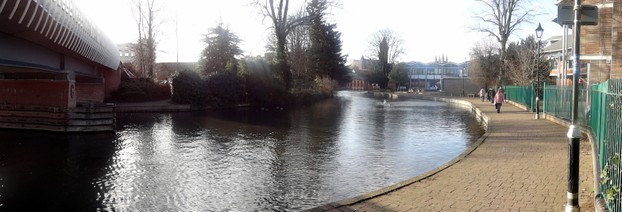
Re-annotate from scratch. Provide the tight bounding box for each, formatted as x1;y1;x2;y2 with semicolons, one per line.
0;0;121;131
0;65;119;132
0;32;121;108
0;64;119;132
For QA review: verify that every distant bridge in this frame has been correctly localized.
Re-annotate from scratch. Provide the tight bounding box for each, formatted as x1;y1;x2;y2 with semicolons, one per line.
0;0;121;131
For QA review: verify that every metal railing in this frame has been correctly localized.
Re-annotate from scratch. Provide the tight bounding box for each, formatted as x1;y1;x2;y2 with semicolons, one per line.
590;79;622;211
504;85;535;111
542;84;589;126
529;79;622;211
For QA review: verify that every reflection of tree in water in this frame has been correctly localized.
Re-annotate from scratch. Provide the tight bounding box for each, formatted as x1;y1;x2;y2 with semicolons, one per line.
183;109;292;136
0;131;116;211
0;92;488;211
261;97;347;210
115;113;160;130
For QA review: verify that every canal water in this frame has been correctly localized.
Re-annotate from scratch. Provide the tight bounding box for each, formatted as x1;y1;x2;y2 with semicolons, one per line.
0;91;484;211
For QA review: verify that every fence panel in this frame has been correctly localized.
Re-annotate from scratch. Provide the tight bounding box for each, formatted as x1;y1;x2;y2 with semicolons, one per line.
595;79;622;211
542;85;588;126
505;85;534;111
505;80;622;210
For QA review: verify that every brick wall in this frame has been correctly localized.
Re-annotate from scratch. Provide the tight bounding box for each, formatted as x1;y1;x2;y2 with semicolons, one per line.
76;83;105;103
102;68;121;99
0;79;75;107
585;60;611;83
579;1;613;82
441;78;480;96
612;0;622;79
581;3;612;55
580;0;622;80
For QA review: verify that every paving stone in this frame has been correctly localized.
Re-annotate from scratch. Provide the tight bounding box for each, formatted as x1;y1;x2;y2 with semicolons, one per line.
314;97;595;211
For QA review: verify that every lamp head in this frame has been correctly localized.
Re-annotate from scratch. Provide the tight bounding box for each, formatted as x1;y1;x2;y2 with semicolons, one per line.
535;23;544;39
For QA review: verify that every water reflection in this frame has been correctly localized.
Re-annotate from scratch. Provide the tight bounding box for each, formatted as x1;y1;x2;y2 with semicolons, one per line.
0;91;484;211
0;131;116;211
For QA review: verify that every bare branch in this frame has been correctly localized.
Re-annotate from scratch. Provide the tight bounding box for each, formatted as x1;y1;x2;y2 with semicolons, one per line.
470;0;536;84
129;0;162;79
251;0;320;90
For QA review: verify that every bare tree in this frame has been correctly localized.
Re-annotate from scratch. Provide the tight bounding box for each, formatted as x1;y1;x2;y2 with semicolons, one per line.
368;29;404;65
367;29;404;89
505;37;537;85
131;0;162;80
471;0;535;84
286;11;312;87
469;39;502;89
252;0;314;90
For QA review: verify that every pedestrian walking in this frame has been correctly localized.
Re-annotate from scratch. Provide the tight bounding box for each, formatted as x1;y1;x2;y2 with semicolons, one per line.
494;88;505;113
487;88;494;103
479;88;485;102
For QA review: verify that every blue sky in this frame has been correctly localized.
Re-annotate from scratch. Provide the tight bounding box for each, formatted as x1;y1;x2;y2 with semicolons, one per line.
74;0;562;63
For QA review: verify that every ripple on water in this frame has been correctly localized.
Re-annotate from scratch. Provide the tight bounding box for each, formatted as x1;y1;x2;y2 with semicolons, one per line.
0;91;484;211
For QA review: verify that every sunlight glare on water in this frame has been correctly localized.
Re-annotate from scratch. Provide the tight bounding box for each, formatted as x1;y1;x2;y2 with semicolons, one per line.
0;91;484;211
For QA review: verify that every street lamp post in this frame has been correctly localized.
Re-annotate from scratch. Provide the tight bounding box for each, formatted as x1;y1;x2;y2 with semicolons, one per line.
566;0;583;210
462;69;465;96
535;23;543;119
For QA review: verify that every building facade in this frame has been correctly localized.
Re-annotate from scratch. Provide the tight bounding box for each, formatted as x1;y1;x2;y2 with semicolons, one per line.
117;43;135;64
542;35;580;85
581;0;622;81
348;56;470;92
403;55;469;91
347;57;376;90
155;62;197;83
552;0;622;84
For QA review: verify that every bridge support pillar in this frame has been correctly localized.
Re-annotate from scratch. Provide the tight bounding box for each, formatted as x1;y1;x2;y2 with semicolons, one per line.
0;71;114;132
0;77;76;108
75;75;106;104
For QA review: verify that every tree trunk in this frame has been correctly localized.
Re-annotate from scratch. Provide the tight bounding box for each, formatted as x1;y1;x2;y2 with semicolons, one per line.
276;31;291;90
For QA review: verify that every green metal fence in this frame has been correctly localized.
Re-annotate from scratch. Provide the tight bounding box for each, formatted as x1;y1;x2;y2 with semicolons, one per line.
542;84;589;126
504;85;534;111
537;79;622;211
590;79;622;211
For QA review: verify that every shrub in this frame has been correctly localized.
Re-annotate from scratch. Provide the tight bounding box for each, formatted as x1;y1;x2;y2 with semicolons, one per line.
239;57;290;106
313;76;337;96
171;70;205;105
113;78;171;102
205;71;244;107
246;71;290;106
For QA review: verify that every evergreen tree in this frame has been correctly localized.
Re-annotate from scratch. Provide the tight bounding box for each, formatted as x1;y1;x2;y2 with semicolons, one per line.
367;29;403;89
199;22;242;76
307;0;350;85
378;37;391;88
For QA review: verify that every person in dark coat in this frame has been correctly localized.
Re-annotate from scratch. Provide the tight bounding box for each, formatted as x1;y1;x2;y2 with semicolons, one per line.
487;88;494;103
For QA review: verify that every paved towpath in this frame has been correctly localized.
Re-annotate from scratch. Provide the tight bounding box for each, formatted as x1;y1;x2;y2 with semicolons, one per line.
311;97;595;211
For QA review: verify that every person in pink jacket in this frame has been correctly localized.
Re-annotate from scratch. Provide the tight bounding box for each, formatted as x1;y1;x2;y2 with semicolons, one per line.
494;88;505;113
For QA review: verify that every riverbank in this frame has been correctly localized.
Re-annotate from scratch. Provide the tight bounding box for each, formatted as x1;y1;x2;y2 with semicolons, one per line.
113;99;255;113
114;99;192;112
113;92;330;113
308;94;595;211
